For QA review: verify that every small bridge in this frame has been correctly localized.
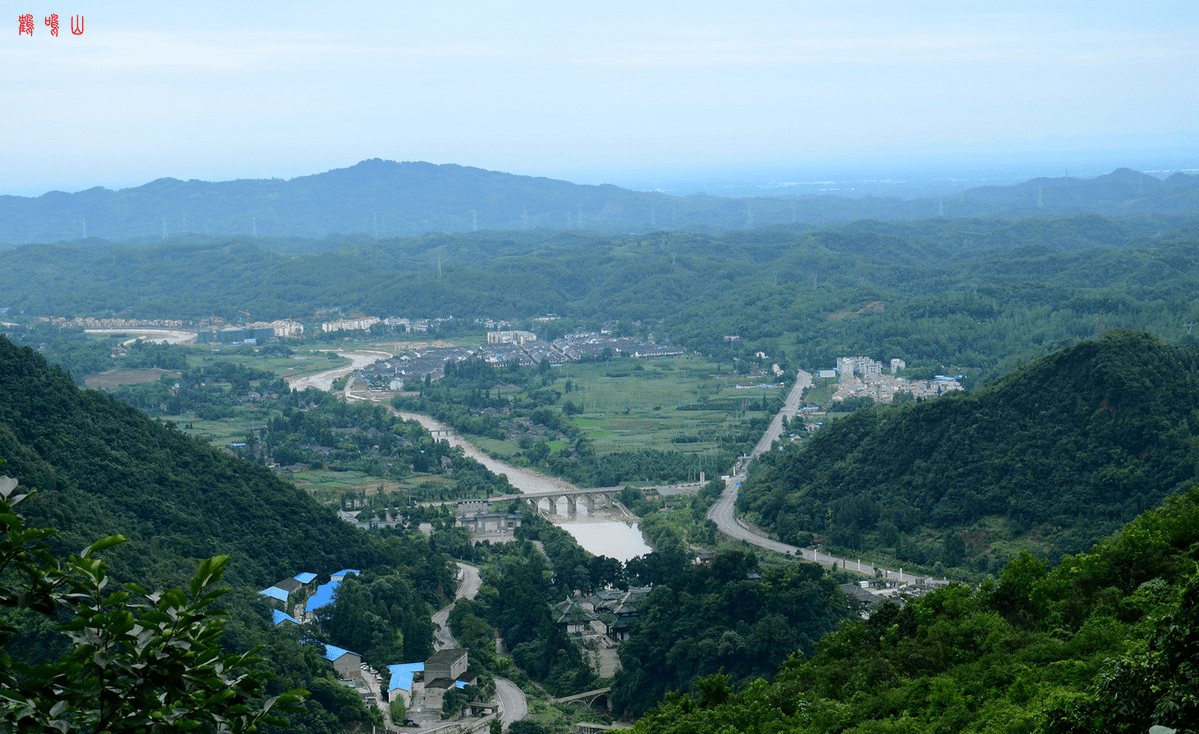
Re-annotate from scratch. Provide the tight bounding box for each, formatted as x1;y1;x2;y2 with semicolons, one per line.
551;687;612;711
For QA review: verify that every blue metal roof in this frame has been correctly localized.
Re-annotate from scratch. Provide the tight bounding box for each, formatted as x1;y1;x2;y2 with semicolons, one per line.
331;569;360;580
322;643;358;662
307;579;340;611
455;680;469;689
293;572;317;584
272;609;299;626
258;586;288;603
387;663;424;692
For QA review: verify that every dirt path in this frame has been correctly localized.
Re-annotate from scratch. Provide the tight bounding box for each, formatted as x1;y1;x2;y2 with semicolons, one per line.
85;328;197;345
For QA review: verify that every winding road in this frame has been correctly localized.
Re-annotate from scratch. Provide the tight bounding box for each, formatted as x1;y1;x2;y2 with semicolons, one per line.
707;371;926;584
427;562;528;728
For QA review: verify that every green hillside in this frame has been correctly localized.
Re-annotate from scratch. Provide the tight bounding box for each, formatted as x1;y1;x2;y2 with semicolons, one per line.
633;484;1199;734
739;331;1199;566
0;335;469;731
0;335;384;588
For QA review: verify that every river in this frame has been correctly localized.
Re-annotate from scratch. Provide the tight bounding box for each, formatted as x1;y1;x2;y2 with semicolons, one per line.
348;386;655;560
559;519;652;562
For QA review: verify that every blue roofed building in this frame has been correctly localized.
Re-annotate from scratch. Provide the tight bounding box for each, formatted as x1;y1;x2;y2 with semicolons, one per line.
272;609;299;626
258;586;289;606
307;578;340;612
386;662;424;706
322;643;362;679
331;569;360;581
293;571;318;586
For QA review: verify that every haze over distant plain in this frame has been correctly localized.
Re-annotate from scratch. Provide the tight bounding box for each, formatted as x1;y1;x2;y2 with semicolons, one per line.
3;1;1197;198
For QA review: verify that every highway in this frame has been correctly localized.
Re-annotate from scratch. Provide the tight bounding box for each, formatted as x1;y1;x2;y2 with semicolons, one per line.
707;371;925;584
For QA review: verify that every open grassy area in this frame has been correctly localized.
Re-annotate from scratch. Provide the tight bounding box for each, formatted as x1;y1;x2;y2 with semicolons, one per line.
189;345;351;380
176;409;271;446
552;356;785;455
84;368;181;389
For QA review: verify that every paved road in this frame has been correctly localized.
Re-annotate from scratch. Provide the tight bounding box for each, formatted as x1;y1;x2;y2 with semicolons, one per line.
708;371;925;584
431;563;483;650
749;369;812;460
425;562;529;728
495;677;528;725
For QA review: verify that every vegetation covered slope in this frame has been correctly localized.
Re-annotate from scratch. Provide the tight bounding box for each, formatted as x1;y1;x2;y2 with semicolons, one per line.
612;550;850;717
739;330;1199;566
0;335;384;588
633;483;1199;734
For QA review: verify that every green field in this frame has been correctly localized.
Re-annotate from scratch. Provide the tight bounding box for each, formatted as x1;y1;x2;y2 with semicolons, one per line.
553;356;785;455
190;346;350;381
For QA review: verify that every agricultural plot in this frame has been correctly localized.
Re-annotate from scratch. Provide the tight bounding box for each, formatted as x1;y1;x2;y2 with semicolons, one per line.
552;356;785;455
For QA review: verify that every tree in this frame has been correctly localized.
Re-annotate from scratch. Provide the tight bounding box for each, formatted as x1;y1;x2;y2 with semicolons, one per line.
0;469;305;732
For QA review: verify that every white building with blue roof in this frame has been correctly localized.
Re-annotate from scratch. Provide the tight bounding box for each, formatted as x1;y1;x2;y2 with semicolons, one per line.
322;643;362;679
386;662;424;706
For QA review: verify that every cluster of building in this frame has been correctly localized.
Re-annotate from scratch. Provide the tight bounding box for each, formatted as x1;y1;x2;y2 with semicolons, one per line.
258;570;479;722
819;355;963;406
321;315;452;334
356;331;688;391
193;314;456;344
357;346;477;391
553;587;651;644
45;316;185;328
454;498;523;540
195;319;305;344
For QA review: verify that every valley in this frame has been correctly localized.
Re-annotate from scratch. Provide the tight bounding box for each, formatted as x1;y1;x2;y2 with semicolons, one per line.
4;201;1199;733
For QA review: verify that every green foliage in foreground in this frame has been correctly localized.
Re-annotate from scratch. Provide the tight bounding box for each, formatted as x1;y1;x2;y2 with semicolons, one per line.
632;484;1199;734
0;471;306;732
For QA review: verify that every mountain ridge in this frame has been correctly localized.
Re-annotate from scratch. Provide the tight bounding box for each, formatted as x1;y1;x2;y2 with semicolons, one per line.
3;159;1198;244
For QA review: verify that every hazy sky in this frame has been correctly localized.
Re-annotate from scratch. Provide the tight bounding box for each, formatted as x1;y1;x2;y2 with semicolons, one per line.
3;1;1197;196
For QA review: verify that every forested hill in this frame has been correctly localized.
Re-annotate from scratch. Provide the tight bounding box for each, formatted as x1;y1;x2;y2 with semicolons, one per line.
1;159;1197;243
739;331;1199;566
0;336;382;588
633;484;1199;734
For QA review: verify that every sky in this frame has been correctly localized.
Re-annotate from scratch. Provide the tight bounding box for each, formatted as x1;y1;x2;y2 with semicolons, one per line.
2;1;1197;197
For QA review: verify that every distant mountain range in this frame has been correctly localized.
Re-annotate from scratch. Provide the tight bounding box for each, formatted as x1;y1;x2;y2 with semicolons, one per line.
2;159;1198;244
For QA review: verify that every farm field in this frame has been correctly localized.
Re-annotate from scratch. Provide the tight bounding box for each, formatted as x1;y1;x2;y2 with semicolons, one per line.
552;356;786;455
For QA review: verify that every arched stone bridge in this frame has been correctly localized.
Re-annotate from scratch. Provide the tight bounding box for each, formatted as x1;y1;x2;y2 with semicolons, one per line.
503;487;621;517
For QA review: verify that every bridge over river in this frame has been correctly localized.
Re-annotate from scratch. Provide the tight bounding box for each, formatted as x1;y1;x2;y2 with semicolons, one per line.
464;482;697;521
